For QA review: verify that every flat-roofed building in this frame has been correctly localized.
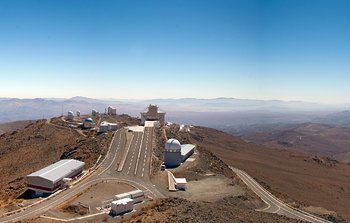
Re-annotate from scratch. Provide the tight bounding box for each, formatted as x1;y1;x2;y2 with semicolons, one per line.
107;106;117;115
27;159;85;196
140;104;165;125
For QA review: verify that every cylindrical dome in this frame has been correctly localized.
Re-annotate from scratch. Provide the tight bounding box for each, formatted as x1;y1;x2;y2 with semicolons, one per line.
85;118;93;123
164;138;182;167
165;139;181;151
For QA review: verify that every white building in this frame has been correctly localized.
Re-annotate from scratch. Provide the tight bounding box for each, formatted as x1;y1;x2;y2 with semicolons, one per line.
140;104;165;125
175;178;187;190
164;139;182;167
164;138;195;168
99;121;118;133
111;198;134;215
27;159;85;196
115;189;144;204
180;124;191;133
67;111;74;121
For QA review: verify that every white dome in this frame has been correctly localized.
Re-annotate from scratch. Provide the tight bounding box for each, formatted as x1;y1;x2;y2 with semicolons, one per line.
165;138;181;151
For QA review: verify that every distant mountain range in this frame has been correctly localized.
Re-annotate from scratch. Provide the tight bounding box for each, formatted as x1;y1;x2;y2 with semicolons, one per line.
237;122;350;163
1;96;350;127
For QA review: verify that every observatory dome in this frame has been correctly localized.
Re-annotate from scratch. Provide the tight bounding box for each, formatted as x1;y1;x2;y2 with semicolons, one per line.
85;118;93;123
165;139;181;151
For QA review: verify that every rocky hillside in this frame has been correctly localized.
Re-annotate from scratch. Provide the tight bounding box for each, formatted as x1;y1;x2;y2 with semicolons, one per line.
0;120;36;135
183;126;350;222
240;122;350;163
125;196;303;223
0;120;112;205
0;114;138;207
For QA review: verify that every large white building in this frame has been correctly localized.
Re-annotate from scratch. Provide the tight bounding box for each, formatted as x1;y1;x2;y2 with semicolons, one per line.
27;159;85;196
164;138;195;168
140;104;165;125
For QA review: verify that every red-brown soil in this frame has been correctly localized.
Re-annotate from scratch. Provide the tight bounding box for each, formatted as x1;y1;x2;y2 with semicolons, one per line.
123;197;303;223
0;115;138;207
0;120;36;135
241;123;350;163
186;126;350;222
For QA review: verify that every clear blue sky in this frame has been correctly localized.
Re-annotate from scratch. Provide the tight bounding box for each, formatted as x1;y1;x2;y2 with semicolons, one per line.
0;0;350;103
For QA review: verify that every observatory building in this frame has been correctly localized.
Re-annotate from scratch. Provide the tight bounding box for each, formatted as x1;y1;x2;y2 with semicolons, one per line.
67;111;74;121
140;104;165;125
83;117;95;128
107;106;117;115
164;138;195;168
27;159;85;196
99;121;118;133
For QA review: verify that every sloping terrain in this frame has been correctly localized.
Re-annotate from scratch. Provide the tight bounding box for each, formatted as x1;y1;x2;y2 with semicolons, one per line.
125;196;302;223
316;110;350;127
185;126;350;222
240;123;350;163
0;114;142;208
0;120;35;135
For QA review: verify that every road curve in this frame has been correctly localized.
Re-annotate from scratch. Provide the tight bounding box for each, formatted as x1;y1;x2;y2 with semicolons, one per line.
230;166;332;223
0;127;164;223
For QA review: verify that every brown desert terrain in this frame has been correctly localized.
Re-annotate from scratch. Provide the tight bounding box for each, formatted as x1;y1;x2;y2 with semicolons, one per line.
184;126;350;222
240;123;350;163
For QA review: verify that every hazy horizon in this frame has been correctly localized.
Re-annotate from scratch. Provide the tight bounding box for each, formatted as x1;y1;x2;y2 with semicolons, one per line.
1;95;350;106
1;0;350;103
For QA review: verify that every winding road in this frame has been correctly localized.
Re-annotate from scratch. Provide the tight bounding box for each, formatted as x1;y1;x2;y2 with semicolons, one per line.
0;126;164;223
0;123;334;223
230;167;332;223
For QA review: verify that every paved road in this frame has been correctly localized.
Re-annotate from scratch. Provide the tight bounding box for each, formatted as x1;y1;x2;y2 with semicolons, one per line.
230;167;332;223
0;127;163;223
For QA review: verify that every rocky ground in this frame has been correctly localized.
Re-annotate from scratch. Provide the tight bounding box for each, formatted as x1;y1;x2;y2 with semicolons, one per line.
3;119;350;222
187;126;350;222
136;124;306;223
0;114;138;211
123;196;304;223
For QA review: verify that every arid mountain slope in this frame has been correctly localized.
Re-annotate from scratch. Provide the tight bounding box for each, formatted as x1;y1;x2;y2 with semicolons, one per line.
0;120;35;135
240;123;350;163
0;119;113;204
184;126;350;222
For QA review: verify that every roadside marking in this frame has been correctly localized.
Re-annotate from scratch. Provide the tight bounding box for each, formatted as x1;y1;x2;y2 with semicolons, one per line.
134;130;145;175
117;133;134;172
98;130;122;176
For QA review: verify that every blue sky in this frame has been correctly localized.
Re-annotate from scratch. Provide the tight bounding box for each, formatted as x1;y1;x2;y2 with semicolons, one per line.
0;0;350;103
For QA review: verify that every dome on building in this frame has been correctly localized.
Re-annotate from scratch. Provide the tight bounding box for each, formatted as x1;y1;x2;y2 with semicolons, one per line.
165;139;181;151
84;118;94;123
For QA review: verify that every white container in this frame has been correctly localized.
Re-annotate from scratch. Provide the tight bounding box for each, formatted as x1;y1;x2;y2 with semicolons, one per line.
111;198;133;215
108;123;118;131
99;123;109;133
115;192;131;200
129;189;144;198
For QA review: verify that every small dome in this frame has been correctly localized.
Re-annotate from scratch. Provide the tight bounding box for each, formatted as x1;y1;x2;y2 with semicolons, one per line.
85;118;94;123
165;138;181;151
